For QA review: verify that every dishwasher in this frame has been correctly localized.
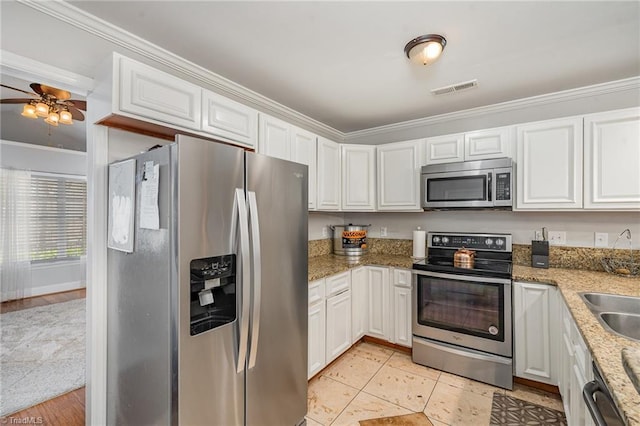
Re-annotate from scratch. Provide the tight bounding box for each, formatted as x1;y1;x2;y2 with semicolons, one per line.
583;362;625;426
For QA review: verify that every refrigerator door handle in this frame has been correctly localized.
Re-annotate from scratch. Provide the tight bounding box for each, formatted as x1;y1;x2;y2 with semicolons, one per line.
247;191;262;369
235;188;251;374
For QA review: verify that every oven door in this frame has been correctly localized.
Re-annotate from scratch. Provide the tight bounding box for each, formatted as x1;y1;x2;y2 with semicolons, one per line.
421;170;493;209
412;270;512;357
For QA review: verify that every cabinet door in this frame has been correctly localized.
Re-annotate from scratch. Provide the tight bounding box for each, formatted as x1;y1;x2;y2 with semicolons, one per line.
325;291;352;363
393;286;412;347
258;114;290;160
464;126;514;161
308;301;326;379
584;107;640;209
201;90;257;148
377;140;423;210
119;57;201;130
366;266;390;341
341;144;376;211
317;137;341;211
513;282;558;385
290;126;317;210
351;266;368;343
424;133;464;164
392;268;412;288
516;117;583;210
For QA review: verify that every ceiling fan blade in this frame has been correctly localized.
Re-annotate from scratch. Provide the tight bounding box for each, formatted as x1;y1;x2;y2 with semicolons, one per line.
1;84;37;96
32;83;71;101
68;107;85;121
66;99;87;111
0;98;32;104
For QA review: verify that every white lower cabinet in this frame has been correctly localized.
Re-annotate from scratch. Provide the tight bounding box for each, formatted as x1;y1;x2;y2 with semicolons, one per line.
326;290;352;363
308;279;326;379
392;286;412;347
513;281;559;385
366;266;391;341
351;266;368;342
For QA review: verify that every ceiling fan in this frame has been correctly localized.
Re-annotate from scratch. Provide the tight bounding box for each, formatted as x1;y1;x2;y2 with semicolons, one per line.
0;83;86;125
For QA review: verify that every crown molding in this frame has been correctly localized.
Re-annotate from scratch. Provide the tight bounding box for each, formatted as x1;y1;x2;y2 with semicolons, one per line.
17;0;344;142
0;49;94;96
345;76;640;141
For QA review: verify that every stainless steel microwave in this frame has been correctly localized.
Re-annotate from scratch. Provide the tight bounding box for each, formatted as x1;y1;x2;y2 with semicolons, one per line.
421;158;513;210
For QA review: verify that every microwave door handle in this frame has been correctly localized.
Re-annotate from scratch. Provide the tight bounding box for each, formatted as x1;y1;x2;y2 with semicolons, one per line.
487;172;493;202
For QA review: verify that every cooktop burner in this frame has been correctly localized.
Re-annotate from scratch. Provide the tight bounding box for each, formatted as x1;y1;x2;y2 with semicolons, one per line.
412;232;513;279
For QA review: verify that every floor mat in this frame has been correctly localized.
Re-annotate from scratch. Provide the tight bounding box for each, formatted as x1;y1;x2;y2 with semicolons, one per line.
0;298;85;416
359;412;434;426
490;392;567;426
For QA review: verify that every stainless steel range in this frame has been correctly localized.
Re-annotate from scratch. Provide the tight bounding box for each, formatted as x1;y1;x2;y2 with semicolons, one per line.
412;232;513;389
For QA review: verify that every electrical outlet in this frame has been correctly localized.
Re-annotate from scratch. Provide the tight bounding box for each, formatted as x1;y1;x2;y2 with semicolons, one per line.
322;226;328;238
548;231;566;245
380;227;388;237
535;230;543;240
595;232;608;248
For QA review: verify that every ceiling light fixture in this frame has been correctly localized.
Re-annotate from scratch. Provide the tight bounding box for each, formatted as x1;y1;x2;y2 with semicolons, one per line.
404;34;447;66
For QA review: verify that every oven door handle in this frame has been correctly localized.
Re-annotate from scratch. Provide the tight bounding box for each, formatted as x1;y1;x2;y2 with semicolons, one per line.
412;269;511;285
583;380;608;426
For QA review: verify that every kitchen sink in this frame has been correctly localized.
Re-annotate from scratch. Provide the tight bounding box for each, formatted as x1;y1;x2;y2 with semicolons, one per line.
580;292;640;342
599;313;640;342
581;292;640;315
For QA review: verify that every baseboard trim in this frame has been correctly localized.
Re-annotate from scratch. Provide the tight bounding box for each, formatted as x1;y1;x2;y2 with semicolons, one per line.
362;336;412;354
514;376;560;395
26;281;86;298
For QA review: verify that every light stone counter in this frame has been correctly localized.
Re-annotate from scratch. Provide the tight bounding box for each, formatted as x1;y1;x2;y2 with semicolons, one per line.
308;254;413;282
513;265;640;426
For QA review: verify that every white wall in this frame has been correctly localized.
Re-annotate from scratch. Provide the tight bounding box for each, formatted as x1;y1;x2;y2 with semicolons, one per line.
0;139;88;294
342;211;640;249
309;211;345;240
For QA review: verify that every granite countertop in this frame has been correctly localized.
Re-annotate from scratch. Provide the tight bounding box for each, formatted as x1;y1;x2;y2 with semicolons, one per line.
308;255;640;425
513;265;640;426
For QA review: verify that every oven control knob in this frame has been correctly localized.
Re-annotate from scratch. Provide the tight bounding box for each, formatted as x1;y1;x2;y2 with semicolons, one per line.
488;326;499;335
441;237;449;244
496;239;504;246
433;236;441;244
485;238;493;246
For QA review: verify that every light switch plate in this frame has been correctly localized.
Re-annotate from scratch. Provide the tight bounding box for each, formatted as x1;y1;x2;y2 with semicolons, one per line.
595;232;608;248
322;226;329;238
380;227;388;237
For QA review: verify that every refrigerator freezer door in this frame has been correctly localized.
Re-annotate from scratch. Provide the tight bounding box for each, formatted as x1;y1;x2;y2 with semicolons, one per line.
176;136;245;426
245;152;309;426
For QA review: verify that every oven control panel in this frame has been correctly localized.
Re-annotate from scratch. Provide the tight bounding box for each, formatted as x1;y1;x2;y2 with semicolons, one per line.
429;233;512;251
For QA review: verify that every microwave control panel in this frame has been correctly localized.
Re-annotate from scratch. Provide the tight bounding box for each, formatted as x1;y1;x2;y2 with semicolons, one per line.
495;172;511;201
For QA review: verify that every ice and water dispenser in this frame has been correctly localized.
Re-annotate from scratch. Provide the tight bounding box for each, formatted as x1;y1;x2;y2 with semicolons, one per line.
189;254;236;336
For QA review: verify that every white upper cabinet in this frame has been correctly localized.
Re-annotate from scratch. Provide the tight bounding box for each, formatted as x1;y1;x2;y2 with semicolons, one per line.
317;137;342;211
118;54;201;130
258;114;290;160
376;139;423;211
341;144;376;211
291;126;318;210
583;107;640;210
201;89;257;148
424;133;465;164
464;126;514;161
516;117;583;210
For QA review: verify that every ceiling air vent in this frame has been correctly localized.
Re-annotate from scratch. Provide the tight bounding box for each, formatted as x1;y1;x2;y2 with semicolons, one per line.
431;79;478;96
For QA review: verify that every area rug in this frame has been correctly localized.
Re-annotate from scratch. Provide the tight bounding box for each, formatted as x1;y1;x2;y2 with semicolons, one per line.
490;392;567;425
359;412;434;426
0;298;85;416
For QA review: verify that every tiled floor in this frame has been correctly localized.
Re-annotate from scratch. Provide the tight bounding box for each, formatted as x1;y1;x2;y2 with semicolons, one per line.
307;342;564;426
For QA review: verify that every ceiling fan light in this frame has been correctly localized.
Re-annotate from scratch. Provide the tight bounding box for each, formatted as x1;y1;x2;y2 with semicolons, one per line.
21;103;37;118
404;34;447;66
35;102;49;117
59;110;73;125
45;111;59;126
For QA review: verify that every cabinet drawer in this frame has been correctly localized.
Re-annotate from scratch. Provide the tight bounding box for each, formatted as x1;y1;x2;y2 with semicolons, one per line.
393;269;412;288
308;279;325;306
325;271;351;297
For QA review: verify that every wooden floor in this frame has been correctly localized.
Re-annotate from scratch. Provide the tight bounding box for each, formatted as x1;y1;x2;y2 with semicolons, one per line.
1;289;87;425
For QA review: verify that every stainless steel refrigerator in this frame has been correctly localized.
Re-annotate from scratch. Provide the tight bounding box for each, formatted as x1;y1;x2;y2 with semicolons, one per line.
106;135;308;425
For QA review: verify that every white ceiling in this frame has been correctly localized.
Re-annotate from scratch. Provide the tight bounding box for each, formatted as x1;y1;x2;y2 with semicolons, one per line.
1;1;639;138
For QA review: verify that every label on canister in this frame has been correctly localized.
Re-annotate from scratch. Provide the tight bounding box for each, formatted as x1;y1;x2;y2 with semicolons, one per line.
342;230;367;249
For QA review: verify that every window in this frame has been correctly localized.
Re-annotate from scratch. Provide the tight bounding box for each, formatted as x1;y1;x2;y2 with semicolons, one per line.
29;174;87;262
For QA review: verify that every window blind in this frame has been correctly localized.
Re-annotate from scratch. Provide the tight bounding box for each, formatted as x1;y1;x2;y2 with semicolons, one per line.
29;175;87;262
